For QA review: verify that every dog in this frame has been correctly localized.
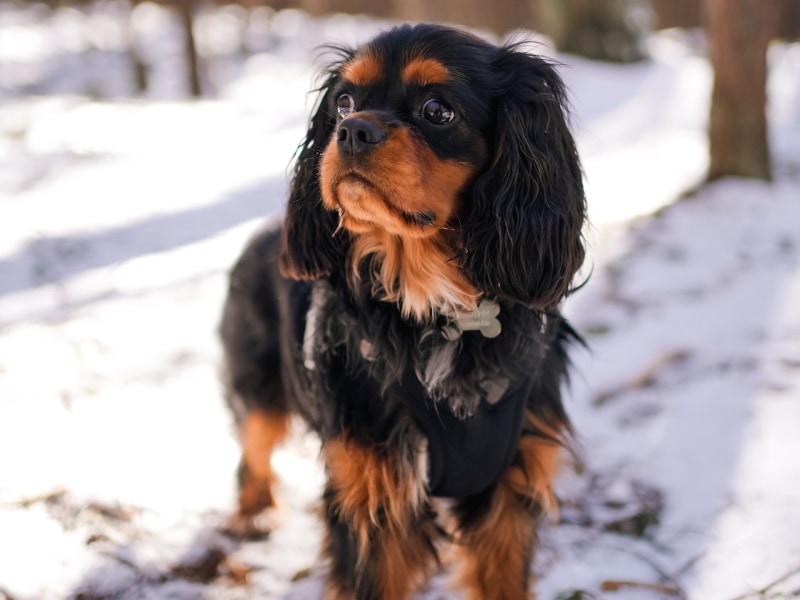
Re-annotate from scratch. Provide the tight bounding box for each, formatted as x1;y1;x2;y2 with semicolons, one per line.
220;23;586;599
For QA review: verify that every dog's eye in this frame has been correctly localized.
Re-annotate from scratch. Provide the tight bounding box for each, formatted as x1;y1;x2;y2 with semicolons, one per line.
421;99;454;125
337;94;355;118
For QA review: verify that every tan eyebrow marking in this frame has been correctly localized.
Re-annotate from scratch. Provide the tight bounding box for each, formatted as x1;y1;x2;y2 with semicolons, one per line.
342;54;382;86
402;58;450;86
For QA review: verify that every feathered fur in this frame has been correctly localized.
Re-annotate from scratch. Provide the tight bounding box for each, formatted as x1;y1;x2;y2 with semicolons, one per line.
221;23;586;599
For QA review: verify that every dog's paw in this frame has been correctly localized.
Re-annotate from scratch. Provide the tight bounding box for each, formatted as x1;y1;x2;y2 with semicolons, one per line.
224;506;283;540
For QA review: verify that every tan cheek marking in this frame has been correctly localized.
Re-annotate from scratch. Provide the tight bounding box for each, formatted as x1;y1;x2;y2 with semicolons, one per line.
374;127;476;227
320;120;483;236
342;54;382;86
319;140;340;211
402;58;450;86
422;152;476;223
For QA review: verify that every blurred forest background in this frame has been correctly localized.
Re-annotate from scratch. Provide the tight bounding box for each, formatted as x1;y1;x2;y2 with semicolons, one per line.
2;1;800;598
12;0;799;92
4;0;798;182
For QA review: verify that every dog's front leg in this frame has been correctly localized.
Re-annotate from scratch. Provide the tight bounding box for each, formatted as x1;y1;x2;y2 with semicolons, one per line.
320;435;439;600
452;416;563;600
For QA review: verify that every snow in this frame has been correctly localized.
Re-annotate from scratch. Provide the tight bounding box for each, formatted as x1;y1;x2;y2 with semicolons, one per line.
1;5;799;599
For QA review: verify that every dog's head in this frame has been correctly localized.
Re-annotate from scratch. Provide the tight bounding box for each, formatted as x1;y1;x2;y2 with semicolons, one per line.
280;24;586;315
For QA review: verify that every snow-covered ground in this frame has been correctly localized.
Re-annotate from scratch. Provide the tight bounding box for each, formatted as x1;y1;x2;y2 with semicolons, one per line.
1;5;799;599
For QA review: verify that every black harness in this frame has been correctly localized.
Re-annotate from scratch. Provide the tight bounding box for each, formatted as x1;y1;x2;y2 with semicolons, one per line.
299;281;527;499
399;367;526;498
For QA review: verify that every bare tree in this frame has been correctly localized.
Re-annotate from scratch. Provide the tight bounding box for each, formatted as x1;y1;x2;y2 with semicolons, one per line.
176;0;202;97
705;0;780;181
536;0;650;63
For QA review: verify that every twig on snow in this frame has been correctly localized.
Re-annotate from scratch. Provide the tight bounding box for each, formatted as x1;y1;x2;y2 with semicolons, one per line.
0;488;66;509
601;579;684;596
726;563;800;600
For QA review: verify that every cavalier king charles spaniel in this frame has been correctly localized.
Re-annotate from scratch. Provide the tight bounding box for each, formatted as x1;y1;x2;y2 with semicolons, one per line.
220;23;586;599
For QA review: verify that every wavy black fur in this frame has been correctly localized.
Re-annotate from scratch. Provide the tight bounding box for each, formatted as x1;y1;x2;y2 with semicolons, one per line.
221;23;587;599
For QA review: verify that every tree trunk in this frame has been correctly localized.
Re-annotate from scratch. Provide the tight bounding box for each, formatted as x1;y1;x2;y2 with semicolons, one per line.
536;0;649;63
177;0;202;97
705;0;779;181
125;2;148;94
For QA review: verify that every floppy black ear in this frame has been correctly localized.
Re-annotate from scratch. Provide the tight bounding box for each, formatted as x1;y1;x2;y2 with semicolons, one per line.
279;68;348;280
462;47;586;310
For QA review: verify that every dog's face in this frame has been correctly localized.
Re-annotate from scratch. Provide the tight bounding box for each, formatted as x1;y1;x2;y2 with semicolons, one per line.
318;40;491;238
281;24;586;313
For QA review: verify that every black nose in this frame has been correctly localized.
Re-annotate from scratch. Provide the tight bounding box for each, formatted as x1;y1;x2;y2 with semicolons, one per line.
337;118;386;155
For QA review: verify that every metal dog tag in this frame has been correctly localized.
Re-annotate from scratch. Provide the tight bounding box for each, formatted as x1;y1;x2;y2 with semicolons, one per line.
442;300;502;340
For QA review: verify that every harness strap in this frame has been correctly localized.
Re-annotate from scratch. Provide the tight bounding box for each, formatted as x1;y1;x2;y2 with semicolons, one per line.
399;368;526;498
299;282;527;498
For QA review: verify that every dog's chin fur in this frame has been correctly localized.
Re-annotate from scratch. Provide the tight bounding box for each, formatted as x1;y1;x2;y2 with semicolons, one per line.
221;22;587;599
348;228;479;322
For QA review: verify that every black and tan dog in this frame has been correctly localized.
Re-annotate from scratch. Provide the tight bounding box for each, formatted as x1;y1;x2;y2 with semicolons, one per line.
220;23;586;599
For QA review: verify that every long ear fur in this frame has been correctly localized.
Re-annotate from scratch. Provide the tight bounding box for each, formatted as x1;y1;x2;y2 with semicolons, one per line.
279;61;350;280
462;47;586;309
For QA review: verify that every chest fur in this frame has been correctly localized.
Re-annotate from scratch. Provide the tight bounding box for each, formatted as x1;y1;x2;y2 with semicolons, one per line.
302;282;516;419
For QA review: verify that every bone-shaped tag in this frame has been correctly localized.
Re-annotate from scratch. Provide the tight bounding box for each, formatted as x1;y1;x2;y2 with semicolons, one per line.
442;300;502;340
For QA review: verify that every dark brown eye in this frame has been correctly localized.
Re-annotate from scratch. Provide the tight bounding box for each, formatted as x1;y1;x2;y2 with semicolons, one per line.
337;94;355;118
421;99;454;125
